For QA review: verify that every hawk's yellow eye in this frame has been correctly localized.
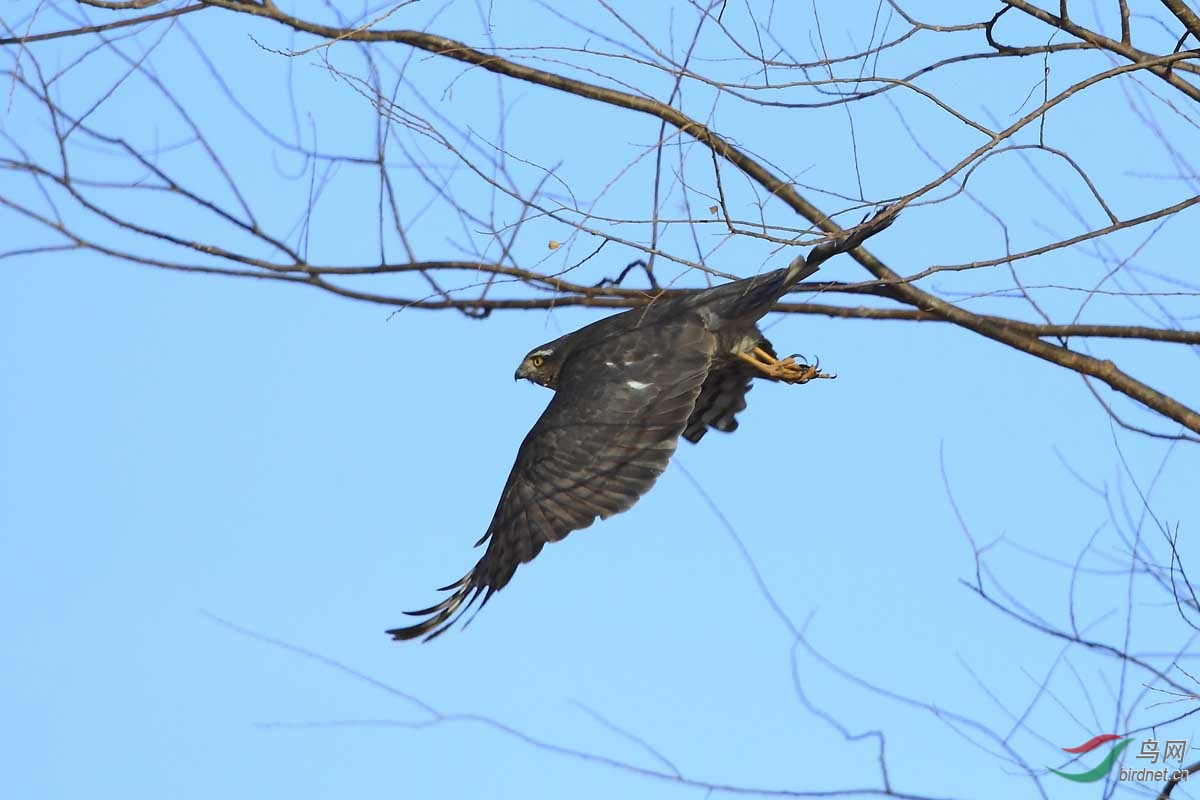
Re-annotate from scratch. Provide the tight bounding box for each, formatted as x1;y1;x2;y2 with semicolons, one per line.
531;355;544;368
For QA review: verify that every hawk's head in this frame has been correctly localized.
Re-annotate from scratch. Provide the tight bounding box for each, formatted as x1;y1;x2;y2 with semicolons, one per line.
514;346;563;388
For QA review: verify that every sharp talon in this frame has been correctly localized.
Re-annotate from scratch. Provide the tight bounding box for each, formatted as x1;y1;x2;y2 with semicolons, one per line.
737;348;833;385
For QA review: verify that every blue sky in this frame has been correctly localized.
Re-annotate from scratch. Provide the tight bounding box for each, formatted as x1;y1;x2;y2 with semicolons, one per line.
3;2;1199;798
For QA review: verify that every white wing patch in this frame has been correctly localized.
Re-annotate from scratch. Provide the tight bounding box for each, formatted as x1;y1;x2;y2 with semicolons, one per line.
626;380;651;390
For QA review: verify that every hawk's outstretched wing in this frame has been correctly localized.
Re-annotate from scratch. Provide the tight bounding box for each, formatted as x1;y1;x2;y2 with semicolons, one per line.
388;317;713;641
683;337;775;443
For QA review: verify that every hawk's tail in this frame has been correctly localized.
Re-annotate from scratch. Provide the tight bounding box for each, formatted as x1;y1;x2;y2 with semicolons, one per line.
783;206;896;289
718;208;894;319
782;252;818;289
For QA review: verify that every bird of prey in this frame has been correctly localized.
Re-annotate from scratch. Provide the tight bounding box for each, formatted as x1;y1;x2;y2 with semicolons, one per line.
388;217;889;641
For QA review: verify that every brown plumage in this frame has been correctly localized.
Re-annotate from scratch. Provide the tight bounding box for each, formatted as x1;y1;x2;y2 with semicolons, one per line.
388;212;892;641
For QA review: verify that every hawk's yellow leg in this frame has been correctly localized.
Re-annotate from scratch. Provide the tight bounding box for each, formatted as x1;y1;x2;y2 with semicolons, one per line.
735;346;834;385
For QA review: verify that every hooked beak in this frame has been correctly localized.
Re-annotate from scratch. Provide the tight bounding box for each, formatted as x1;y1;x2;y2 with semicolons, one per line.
514;362;529;382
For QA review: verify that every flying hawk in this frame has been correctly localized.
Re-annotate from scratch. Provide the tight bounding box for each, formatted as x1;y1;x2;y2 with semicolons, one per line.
389;216;889;640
